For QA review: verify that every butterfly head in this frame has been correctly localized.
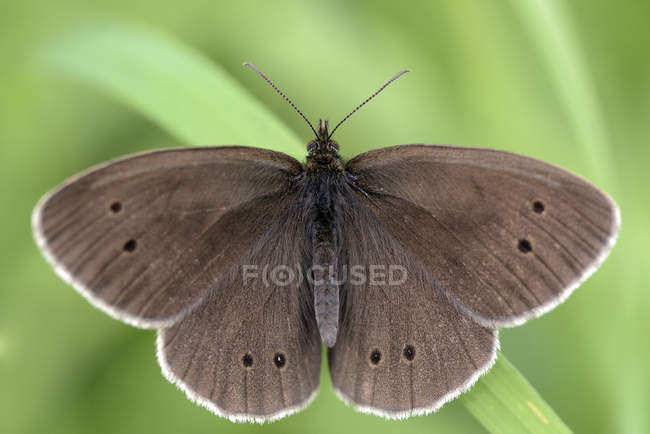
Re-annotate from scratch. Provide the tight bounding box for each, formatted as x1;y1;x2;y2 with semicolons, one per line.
307;119;340;156
306;120;343;172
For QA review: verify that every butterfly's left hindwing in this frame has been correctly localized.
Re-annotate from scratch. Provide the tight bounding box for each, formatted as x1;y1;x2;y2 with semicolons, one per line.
158;199;322;422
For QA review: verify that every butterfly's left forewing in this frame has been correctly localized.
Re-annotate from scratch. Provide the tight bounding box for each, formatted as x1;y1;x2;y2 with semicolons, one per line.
32;146;302;328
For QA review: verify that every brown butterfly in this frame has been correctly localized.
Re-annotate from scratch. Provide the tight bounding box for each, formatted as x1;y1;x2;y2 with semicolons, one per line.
32;63;619;422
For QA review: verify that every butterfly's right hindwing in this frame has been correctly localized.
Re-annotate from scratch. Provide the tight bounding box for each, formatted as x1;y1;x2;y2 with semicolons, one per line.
329;198;497;417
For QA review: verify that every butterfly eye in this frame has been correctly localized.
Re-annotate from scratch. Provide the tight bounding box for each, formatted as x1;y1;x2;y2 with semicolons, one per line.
109;201;122;213
369;349;382;366
532;201;545;214
518;239;532;253
242;353;253;368
123;239;137;252
403;344;416;361
307;141;318;154
329;141;340;152
273;352;286;368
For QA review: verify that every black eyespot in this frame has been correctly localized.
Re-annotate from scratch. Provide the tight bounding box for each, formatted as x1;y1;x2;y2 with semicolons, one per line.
242;353;253;368
518;239;532;253
110;202;122;213
370;349;382;365
533;201;545;214
123;239;137;252
273;352;286;368
403;344;416;361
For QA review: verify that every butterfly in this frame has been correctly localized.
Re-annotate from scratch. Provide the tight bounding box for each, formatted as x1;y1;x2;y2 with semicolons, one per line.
32;63;620;422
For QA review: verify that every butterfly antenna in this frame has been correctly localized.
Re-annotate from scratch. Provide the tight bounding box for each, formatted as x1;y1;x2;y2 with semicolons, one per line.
328;69;410;140
243;62;318;139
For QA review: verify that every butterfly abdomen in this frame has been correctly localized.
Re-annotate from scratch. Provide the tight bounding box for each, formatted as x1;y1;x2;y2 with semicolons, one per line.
309;174;344;348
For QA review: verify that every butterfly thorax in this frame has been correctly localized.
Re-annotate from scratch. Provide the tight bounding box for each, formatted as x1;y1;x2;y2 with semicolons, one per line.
305;119;344;173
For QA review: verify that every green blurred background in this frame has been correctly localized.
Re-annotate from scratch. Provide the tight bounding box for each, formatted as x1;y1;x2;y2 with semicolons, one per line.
1;1;648;433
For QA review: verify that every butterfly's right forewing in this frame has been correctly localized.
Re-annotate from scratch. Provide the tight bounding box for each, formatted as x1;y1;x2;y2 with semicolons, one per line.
347;145;619;327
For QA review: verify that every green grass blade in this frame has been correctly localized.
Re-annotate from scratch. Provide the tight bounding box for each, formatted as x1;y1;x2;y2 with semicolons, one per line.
39;21;303;156
511;0;615;189
462;352;572;434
